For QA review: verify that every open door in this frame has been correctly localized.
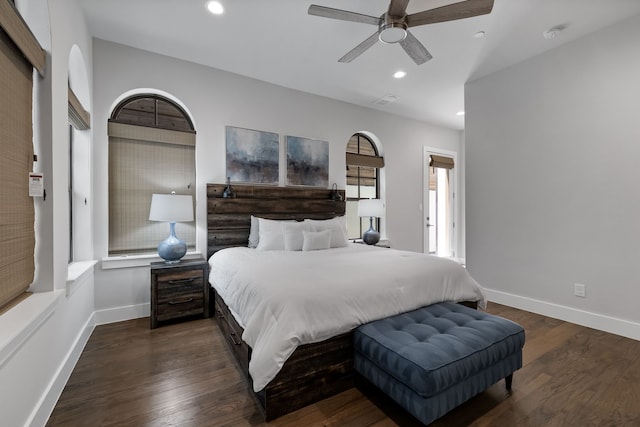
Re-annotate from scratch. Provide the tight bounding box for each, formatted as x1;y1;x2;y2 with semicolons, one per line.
423;148;456;257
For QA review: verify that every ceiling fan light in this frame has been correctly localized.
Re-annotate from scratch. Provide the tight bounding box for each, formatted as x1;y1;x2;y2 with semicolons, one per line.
379;23;407;44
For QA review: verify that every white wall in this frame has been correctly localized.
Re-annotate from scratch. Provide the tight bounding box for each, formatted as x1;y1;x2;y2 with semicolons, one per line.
0;0;97;425
91;39;462;318
465;14;640;339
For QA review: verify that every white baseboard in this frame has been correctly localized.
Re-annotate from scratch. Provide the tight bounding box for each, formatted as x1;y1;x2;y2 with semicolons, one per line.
485;288;640;341
28;312;96;427
94;303;149;325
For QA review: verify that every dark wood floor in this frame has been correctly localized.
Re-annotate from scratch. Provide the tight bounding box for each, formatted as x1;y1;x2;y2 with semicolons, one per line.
47;303;640;426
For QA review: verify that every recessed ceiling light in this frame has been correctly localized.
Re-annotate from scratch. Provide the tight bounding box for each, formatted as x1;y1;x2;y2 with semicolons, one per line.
206;1;224;15
393;70;407;79
473;31;485;39
456;111;465;116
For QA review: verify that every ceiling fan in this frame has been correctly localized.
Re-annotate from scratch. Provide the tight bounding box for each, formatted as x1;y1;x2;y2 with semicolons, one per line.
308;0;494;65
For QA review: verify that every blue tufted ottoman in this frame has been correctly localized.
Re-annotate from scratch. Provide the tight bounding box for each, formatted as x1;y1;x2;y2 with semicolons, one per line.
354;302;525;425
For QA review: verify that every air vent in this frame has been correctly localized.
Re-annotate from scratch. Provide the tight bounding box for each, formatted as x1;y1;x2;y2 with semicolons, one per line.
372;94;400;106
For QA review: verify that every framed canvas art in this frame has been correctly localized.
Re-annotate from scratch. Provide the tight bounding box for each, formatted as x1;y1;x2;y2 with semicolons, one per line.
226;126;279;184
286;136;329;187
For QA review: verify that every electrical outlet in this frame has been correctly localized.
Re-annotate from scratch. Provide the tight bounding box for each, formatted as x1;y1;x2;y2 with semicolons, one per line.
574;283;586;298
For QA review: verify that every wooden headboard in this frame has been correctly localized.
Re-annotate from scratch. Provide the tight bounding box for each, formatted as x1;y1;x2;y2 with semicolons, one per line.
207;184;346;259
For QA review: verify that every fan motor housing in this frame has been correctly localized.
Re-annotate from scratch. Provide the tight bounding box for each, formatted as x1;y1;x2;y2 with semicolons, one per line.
379;13;408;44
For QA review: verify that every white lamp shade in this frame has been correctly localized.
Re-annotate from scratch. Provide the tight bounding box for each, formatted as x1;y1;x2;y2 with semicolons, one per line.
149;194;194;222
358;199;385;218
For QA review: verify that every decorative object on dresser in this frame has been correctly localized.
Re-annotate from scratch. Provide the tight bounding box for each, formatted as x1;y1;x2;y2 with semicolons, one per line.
150;257;209;329
358;198;384;245
149;192;194;263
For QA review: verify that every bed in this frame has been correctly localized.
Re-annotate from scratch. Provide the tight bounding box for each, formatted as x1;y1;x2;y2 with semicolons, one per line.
206;183;486;420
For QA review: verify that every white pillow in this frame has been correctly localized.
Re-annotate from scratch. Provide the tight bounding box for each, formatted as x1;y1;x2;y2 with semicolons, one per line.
256;218;288;251
282;221;312;251
302;229;332;251
248;215;259;248
305;216;348;248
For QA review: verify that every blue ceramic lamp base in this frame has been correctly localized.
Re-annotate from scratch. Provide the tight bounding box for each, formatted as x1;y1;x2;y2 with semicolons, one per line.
362;216;380;245
158;222;187;264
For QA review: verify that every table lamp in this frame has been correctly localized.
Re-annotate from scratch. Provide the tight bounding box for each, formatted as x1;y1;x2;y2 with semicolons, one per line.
149;192;194;263
358;199;385;245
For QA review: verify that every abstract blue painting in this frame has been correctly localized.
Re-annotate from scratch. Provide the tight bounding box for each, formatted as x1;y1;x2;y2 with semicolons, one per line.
286;136;329;187
226;126;279;184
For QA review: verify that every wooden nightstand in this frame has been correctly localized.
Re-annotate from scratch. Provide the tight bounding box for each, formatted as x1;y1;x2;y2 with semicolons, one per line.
150;257;210;329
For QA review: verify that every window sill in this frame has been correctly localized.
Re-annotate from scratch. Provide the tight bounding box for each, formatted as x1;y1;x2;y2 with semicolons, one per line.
101;251;203;270
67;260;98;297
0;290;63;369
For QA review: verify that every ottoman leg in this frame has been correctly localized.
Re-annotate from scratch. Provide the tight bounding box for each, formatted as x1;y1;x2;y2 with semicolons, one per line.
505;374;513;390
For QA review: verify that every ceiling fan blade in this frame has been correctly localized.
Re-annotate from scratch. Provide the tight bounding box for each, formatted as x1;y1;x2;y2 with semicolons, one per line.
308;5;380;26
388;0;410;17
406;0;494;27
400;31;433;65
338;31;380;63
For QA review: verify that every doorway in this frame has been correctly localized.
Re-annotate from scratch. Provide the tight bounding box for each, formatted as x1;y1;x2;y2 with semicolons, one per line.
423;147;457;258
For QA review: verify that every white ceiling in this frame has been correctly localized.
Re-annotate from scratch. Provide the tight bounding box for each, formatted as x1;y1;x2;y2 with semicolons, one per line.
79;0;640;130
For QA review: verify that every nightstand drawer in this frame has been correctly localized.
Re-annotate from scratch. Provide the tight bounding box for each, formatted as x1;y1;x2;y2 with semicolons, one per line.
156;270;204;290
156;282;204;321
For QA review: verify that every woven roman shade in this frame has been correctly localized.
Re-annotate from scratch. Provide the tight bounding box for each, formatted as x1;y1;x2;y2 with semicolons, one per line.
428;155;454;191
68;86;90;130
429;155;454;169
108;122;196;254
346;152;385;168
0;26;38;308
346;135;384;187
0;0;45;76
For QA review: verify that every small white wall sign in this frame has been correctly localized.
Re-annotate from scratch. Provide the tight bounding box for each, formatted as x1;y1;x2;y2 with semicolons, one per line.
29;172;44;197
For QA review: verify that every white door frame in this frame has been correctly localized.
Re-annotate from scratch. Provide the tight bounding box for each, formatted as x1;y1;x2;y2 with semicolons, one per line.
423;146;459;257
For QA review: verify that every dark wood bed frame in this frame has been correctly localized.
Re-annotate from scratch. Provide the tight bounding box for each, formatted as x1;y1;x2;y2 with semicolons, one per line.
207;183;353;420
206;183;477;420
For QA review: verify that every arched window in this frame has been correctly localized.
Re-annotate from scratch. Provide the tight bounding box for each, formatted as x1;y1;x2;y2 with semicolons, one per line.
108;94;196;255
345;133;384;240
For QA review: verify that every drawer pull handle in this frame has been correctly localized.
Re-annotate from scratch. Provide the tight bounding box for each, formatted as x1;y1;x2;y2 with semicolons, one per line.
230;331;241;346
168;297;194;305
168;278;195;285
216;309;225;319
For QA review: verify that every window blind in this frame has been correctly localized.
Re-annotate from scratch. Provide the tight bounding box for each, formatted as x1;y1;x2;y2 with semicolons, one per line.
108;122;196;254
429;155;454;169
68;86;90;130
346;152;385;168
0;29;35;308
0;0;45;75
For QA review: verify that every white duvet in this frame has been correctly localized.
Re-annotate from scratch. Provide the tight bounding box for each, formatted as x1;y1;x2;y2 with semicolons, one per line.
208;244;486;392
